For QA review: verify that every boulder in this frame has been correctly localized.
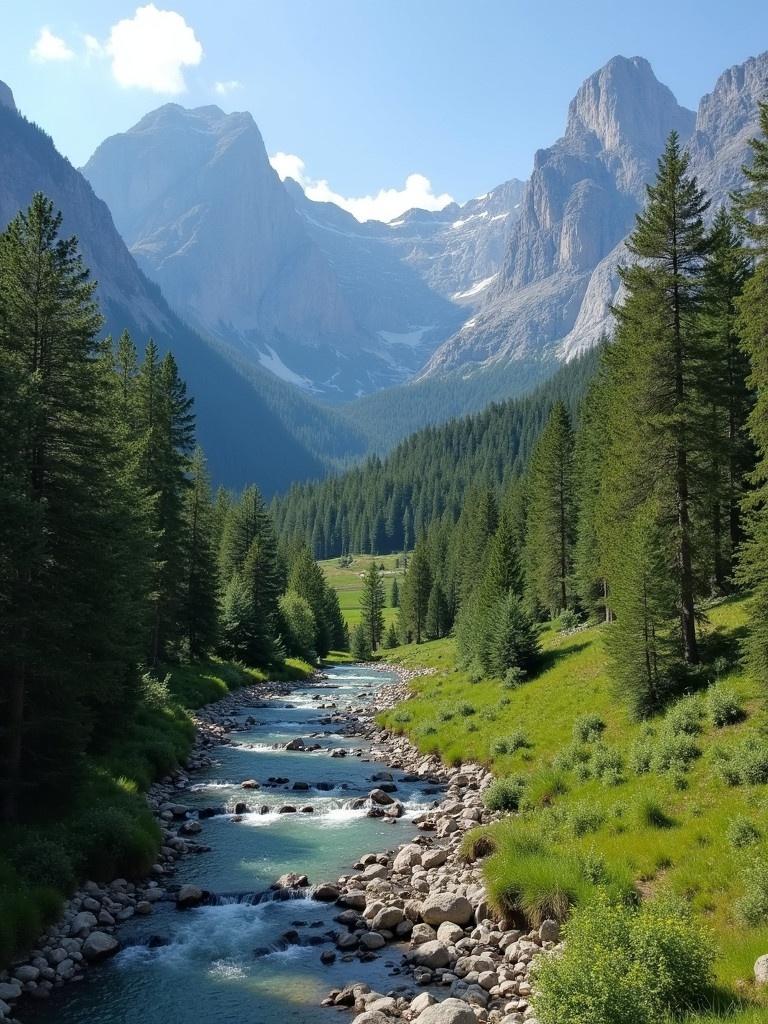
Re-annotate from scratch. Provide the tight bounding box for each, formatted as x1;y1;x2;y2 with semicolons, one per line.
0;982;22;1002
176;884;205;908
372;906;404;930
408;939;450;969
421;893;473;926
755;954;768;985
369;788;395;806
393;844;422;872
273;872;309;889
352;1013;391;1024
410;992;437;1013
285;738;306;751
13;965;39;983
69;910;97;936
339;890;366;910
241;779;260;789
82;931;120;962
415;998;478;1024
437;922;464;944
312;884;340;902
359;931;386;950
539;918;560;943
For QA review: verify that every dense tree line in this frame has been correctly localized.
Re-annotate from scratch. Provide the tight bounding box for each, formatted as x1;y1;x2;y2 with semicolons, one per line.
272;349;600;559
384;112;768;713
0;194;347;825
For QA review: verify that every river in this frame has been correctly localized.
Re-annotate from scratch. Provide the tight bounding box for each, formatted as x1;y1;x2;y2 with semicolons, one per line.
27;665;441;1024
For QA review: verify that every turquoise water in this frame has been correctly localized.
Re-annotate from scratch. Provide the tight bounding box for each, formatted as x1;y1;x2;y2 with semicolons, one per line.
28;666;437;1024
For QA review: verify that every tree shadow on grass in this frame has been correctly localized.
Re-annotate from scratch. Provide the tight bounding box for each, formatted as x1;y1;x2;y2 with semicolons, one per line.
536;639;591;674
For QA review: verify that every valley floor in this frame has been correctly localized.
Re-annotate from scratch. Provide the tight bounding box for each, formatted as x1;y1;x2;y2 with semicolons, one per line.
376;596;768;1020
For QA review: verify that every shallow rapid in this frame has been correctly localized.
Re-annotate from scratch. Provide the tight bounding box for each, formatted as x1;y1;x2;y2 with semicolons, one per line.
27;665;439;1024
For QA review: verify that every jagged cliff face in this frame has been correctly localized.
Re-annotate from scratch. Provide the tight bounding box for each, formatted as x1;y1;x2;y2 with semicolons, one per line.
420;52;768;379
0;84;329;492
419;57;697;377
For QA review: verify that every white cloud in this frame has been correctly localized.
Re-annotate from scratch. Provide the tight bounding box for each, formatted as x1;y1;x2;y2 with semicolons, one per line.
214;79;241;96
269;152;453;223
83;34;105;58
30;27;75;62
106;4;203;94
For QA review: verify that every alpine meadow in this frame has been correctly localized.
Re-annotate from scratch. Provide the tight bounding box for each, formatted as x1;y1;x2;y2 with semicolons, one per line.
3;8;768;1024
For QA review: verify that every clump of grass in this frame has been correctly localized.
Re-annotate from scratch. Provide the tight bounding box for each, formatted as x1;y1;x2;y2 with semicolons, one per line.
573;713;606;743
459;702;476;716
484;776;526;812
726;816;761;849
636;795;674;830
706;684;745;727
735;855;768;925
589;743;625;786
459;827;498;863
492;730;531;756
567;802;606;837
523;768;568;809
712;733;768;786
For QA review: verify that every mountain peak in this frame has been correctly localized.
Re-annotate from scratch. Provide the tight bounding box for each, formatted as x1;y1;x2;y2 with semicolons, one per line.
0;80;17;113
566;55;694;153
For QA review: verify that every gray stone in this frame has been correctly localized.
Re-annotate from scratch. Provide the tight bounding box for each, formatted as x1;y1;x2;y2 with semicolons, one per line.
538;919;560;943
755;954;768;985
82;932;119;961
415;997;478;1024
409;939;450;969
176;884;205;908
421;893;473;926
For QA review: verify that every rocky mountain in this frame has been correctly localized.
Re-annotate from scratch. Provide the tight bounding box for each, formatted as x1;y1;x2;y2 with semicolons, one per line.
0;82;346;493
84;104;422;400
419;52;768;379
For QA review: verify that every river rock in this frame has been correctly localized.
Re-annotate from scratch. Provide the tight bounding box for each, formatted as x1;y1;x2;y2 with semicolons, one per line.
13;965;39;983
0;982;21;1002
359;931;386;950
369;788;395;805
421;847;448;869
176;884;205;908
352;1013;390;1024
421;893;473;926
437;922;464;944
755;954;768;984
415;998;478;1024
82;931;120;961
393;844;422;871
241;779;260;788
408;939;450;969
339;890;367;909
69;910;97;936
539;918;560;943
411;992;437;1013
285;738;306;751
273;873;309;889
312;884;340;902
372;906;404;930
278;805;297;814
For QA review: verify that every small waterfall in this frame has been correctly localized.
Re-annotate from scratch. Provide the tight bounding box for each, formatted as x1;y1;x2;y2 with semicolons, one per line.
208;887;311;906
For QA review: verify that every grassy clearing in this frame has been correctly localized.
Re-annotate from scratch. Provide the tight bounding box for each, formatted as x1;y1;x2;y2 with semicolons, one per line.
379;597;768;1018
0;656;314;967
319;553;404;631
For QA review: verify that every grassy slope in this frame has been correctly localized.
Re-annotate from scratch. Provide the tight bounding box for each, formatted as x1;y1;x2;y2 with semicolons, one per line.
319;554;404;631
378;598;768;1017
0;656;314;966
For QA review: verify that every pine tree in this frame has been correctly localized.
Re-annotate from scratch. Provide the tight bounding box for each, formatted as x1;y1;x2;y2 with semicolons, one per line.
359;561;385;651
279;591;317;660
524;401;576;618
183;447;219;658
486;592;540;679
351;621;372;661
425;581;449;640
390;577;400;608
0;195;142;820
287;546;334;656
384;622;400;649
700;208;753;590
401;542;432;643
735;102;768;677
599;132;711;699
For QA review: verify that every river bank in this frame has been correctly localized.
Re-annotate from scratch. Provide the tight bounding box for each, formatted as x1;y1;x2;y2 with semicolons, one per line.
0;663;551;1024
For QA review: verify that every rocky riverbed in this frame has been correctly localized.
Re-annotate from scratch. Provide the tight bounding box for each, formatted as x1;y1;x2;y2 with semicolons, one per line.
0;664;555;1024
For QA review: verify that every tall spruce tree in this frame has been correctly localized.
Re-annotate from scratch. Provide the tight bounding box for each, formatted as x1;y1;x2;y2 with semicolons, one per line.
401;541;432;643
599;133;711;707
735;102;768;677
183;447;219;659
0;195;143;820
523;401;576;618
359;561;385;651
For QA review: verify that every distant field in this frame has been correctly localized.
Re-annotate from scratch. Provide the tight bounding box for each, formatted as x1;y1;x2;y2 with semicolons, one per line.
319;553;404;630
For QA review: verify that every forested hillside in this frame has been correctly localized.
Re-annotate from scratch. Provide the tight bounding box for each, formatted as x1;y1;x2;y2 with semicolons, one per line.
273;348;600;557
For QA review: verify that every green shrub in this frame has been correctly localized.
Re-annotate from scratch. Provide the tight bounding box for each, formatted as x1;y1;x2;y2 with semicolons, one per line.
636;796;674;829
707;685;744;727
589;743;625;786
630;726;655;774
665;695;705;736
9;837;75;892
485;846;592;924
553;741;591;773
652;729;700;774
459;702;476;716
503;666;526;689
726;816;761;849
735;856;768;925
484;777;526;812
71;800;159;881
531;895;714;1024
568;802;606;837
492;730;530;756
524;768;568;808
713;733;768;786
556;608;582;632
573;713;606;743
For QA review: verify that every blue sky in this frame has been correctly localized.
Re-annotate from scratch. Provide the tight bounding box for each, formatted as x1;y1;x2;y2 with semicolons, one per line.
2;1;767;220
